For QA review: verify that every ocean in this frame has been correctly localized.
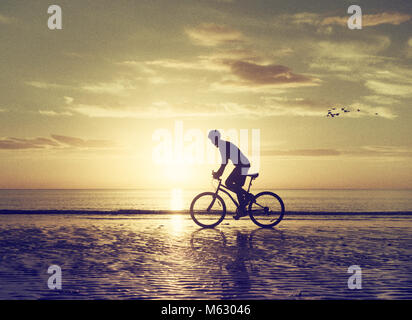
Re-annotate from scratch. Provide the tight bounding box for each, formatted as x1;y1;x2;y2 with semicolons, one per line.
0;188;411;213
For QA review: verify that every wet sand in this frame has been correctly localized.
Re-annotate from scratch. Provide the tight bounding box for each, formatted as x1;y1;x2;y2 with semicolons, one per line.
0;214;411;299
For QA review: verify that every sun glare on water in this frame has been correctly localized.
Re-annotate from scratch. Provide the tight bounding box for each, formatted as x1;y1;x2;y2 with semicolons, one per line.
169;189;185;234
170;214;184;235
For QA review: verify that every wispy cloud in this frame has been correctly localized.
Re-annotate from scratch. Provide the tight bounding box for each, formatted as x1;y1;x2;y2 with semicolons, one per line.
322;12;412;27
81;80;136;95
0;135;116;150
185;23;244;46
50;135;116;148
345;146;412;159
145;58;227;71
281;11;411;28
26;79;136;96
407;38;412;58
39;110;73;117
64;96;74;105
309;36;391;65
365;80;412;97
263;148;341;157
221;60;319;87
262;145;412;159
0;137;60;150
25;81;69;90
0;13;15;24
362;95;399;105
67;96;395;119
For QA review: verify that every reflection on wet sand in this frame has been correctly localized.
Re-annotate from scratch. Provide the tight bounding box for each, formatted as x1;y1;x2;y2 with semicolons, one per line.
0;214;411;299
190;228;285;299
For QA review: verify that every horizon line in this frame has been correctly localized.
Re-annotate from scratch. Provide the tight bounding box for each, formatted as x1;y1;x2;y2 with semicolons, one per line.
1;187;412;191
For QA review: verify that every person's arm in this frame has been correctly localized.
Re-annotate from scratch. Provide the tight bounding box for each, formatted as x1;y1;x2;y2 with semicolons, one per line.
213;141;228;178
213;163;226;178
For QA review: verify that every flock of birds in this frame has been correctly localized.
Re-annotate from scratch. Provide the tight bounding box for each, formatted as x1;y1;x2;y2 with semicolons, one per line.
327;107;379;118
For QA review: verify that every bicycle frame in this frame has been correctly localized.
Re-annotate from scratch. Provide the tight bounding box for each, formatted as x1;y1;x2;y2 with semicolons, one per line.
213;179;240;208
212;176;255;209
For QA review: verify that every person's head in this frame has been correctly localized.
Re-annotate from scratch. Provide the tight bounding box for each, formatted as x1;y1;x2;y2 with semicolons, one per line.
208;129;221;147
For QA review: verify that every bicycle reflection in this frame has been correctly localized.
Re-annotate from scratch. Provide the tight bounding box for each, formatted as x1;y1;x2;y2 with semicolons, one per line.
189;228;285;299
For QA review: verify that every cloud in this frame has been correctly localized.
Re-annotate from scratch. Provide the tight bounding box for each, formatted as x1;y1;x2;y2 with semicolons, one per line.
218;60;319;88
70;103;216;118
145;58;227;72
80;80;135;95
362;95;399;105
25;81;69;90
308;35;395;82
68;101;304;118
405;38;412;58
26;79;136;96
185;23;244;46
68;97;393;119
258;96;329;117
0;135;116;150
285;12;320;26
322;12;412;27
64;96;74;105
262;145;412;159
69;102;259;118
0;13;15;24
310;36;390;63
308;37;410;103
263;148;341;157
281;11;411;28
69;104;146;118
0;137;60;150
345;146;412;159
39;110;73;117
142;49;263;72
50;135;116;148
365;80;412;97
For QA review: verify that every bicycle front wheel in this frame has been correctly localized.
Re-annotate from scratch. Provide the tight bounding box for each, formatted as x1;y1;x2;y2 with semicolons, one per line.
248;191;285;228
190;192;226;228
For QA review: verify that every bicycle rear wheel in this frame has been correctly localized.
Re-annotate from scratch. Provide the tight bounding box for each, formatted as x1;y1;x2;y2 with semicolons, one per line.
248;191;285;228
190;192;226;228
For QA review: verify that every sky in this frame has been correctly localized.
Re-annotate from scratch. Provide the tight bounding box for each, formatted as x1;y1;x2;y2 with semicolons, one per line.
0;0;411;189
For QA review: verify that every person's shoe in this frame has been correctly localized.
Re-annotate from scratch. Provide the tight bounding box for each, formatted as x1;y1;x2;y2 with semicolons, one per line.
233;207;248;220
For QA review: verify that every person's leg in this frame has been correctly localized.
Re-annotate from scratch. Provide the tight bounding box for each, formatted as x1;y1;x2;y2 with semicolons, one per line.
225;167;248;211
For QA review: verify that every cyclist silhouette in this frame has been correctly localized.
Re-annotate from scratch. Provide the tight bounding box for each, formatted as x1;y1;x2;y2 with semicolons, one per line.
208;130;253;220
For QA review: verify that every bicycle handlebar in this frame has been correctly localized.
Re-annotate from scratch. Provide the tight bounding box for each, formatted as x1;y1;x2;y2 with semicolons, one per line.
211;170;222;181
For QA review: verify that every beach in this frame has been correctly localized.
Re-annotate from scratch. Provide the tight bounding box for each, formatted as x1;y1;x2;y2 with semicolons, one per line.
0;213;411;299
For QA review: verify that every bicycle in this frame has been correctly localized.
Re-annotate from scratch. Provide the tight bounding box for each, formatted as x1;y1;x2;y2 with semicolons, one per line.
190;172;285;228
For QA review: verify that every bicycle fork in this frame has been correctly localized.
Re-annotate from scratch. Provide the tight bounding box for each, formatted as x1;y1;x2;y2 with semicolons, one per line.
206;192;220;212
